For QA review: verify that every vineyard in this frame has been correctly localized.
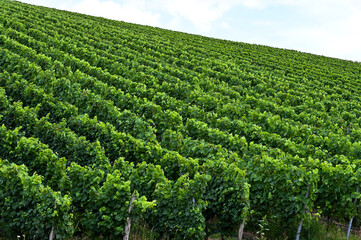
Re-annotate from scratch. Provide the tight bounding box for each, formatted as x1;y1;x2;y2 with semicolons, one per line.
1;0;361;239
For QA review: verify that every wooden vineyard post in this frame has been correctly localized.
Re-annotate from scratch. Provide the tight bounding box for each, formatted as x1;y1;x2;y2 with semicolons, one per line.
325;216;332;238
237;218;246;240
49;226;54;240
346;186;359;240
295;185;310;240
123;194;137;240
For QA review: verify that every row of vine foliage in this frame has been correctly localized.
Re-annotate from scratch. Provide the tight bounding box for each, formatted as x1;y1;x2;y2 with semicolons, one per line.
1;0;361;239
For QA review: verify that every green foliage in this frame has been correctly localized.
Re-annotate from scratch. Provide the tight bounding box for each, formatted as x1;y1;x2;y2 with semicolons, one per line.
247;156;319;227
1;0;361;238
0;159;73;239
131;162;209;239
202;160;250;234
149;173;210;240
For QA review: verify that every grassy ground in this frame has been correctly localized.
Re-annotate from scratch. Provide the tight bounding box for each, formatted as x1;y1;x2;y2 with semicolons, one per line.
125;217;361;240
208;218;361;240
1;218;361;239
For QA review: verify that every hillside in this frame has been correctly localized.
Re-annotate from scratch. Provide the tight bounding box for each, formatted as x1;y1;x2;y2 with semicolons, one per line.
1;0;361;239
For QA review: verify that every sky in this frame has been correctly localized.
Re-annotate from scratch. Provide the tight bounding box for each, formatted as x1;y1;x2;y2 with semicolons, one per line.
18;0;361;62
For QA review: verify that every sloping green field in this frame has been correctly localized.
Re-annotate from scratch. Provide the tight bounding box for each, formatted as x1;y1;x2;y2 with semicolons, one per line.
1;0;361;239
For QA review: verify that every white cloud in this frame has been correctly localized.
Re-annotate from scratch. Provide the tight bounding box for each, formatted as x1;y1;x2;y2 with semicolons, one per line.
219;21;232;30
71;0;161;27
242;0;267;8
155;0;231;32
18;0;73;9
253;20;275;27
154;0;268;32
318;9;361;61
16;0;361;61
237;0;361;61
265;23;361;61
